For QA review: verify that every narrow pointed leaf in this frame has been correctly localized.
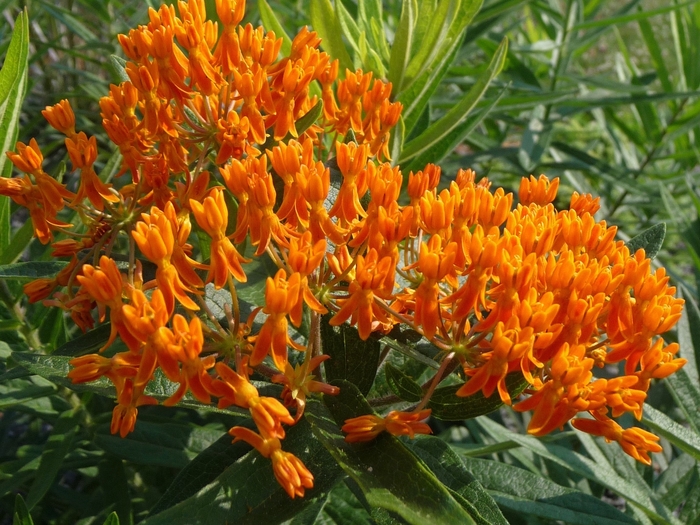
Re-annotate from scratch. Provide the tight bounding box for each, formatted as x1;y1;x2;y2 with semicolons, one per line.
13;495;34;525
399;37;508;164
388;0;416;91
0;261;68;281
258;0;293;57
643;405;700;462
625;222;666;259
307;381;477;525
310;0;354;73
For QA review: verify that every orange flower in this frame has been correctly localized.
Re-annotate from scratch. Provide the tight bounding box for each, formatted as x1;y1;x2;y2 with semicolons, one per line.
111;378;158;437
519;174;559;206
251;270;303;370
190;187;248;288
571;416;662;465
272;354;339;420
329;249;394;341
229;427;314;498
132;205;200;312
163;315;216;406
42;99;76;137
214;362;295;439
342;409;432;443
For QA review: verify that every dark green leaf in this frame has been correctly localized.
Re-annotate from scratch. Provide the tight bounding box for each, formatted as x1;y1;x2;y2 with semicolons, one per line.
626;223;666;259
406;437;507;525
427;373;528;420
665;368;700;434
399;37;508;164
13;494;33;525
0;261;68;281
573;1;697;30
385;363;423;402
318;482;374;525
476;417;679;524
141;417;343;525
0;9;29;258
678;289;700;385
321;316;381;396
643;405;700;462
53;324;113;357
388;0;416;91
102;513;120;525
151;423;255;514
26;409;80;510
459;456;636;525
94;421;223;468
99;458;132;525
309;380;477;525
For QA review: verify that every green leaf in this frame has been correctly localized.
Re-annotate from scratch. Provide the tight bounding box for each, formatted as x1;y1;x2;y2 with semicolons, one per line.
398;19;461;136
99;458;132;525
36;0;98;41
388;0;416;91
476;417;681;524
320;316;382;396
573;1;697;30
309;0;354;74
385;363;423;402
406;437;507;525
427;373;528;420
678;289;700;385
108;55;129;84
258;0;293;57
26;409;80;510
665;367;700;434
398;37;508;165
404;85;505;172
642;405;700;462
0;9;29;257
309;380;477;525
0;261;68;281
402;0;458;89
13;494;34;525
102;513;120;525
141;416;343;525
317;482;374;524
625;223;666;259
53;324;113;357
459;456;636;525
94;421;224;468
151;426;255;515
1;221;34;265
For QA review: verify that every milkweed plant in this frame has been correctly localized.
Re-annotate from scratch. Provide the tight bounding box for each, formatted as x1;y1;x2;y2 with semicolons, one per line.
0;0;689;522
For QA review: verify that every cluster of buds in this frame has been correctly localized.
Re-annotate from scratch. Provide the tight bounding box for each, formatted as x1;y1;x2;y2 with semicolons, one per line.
0;0;685;498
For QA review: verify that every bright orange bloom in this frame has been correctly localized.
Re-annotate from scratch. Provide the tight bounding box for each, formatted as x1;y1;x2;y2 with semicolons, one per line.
190;187;248;288
571;416;662;465
330;249;395;340
132;205;200;312
329;142;370;224
251;270;303;370
164;315;216;405
111;378;158;437
342;409;432;443
229;427;314;498
214;362;295;438
519;174;559;206
67;133;120;210
272;354;339;420
42;99;76;137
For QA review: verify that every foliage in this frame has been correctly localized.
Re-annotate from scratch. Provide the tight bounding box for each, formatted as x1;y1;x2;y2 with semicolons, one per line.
0;0;698;524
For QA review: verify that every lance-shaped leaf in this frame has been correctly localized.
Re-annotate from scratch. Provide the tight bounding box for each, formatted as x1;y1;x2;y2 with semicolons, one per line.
309;0;353;74
398;37;508;165
13;495;34;525
321;315;381;396
643;405;700;462
0;262;69;281
0;10;29;258
385;363;423;402
458;455;636;525
625;222;666;259
405;437;507;525
141;417;344;525
306;380;478;525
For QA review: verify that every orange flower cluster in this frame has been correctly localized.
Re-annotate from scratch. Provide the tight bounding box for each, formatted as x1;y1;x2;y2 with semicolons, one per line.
2;0;685;497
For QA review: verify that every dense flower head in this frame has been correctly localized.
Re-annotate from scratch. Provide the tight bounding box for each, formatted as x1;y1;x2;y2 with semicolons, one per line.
3;0;686;500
